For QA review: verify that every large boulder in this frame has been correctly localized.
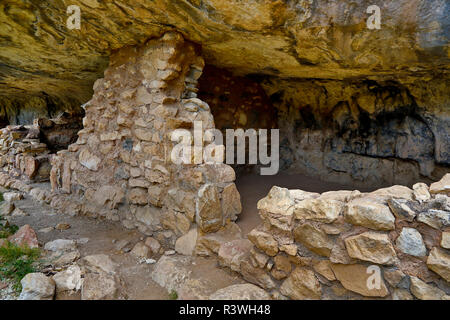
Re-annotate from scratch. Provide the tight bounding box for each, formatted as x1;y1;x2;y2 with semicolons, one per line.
8;225;38;249
19;273;55;300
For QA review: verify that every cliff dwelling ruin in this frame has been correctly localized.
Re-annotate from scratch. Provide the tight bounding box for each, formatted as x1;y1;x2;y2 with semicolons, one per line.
0;0;449;302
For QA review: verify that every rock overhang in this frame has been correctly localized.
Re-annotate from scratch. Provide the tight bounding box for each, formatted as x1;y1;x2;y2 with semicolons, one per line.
0;0;448;106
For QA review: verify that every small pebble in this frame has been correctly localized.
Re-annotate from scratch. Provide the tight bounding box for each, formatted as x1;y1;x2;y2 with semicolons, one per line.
55;223;71;231
164;250;176;256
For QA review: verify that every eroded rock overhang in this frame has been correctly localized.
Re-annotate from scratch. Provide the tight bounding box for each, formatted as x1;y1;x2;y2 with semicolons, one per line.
0;0;448;104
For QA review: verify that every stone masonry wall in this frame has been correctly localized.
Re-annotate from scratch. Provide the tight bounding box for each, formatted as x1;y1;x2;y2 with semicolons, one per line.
0;115;81;182
224;174;450;300
49;33;242;245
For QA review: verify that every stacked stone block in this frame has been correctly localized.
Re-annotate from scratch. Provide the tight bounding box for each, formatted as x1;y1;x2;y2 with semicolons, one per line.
227;174;450;300
50;32;242;243
0;114;80;182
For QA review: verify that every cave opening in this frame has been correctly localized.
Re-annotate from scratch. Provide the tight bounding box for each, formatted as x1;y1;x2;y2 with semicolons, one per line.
196;65;449;234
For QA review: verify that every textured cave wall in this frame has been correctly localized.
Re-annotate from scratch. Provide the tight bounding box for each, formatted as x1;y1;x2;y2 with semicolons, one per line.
257;77;450;188
252;77;448;187
0;94;83;126
0;0;448;105
196;67;449;187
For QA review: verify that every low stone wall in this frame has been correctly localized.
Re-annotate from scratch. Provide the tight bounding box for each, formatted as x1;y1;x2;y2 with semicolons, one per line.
0;115;81;182
221;174;450;300
48;32;242;245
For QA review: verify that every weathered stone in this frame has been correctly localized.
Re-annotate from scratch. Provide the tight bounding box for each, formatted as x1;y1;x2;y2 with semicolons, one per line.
387;198;417;222
78;148;101;171
195;223;242;256
429;173;450;195
128;188;148;205
396;228;427;257
203;163;235;183
289;190;320;202
427;247;450;282
8;224;38;249
294;198;343;223
175;228;198;256
293;223;334;257
80;254;117;275
369;186;414;201
19;273;55;300
11;207;27;217
151;255;192;292
417;210;450;229
221;183;242;221
383;268;407;288
257;186;294;216
240;258;276;290
413;183;431;202
49;250;81;267
329;238;356;265
280;267;321;300
131;242;152;259
44;239;76;252
313;260;336;281
81;272;117;300
144;237;161;254
344;232;397;265
331;264;389;297
247;229;278;257
53;265;82;293
0;201;14;216
410;276;446;300
134;205;161;229
55;223;70;231
209;284;270;300
218;239;253;272
345;198;395;231
3;192;23;202
196;184;223;233
392;289;414;300
441;232;450;249
91;185;125;209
